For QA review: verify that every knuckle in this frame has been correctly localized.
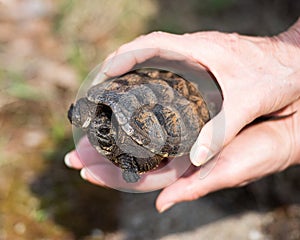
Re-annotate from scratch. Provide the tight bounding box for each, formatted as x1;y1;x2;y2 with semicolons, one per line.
185;188;202;201
227;32;241;42
116;42;132;53
222;173;240;188
148;31;167;38
117;31;171;52
185;180;208;200
217;156;241;187
134;33;148;41
146;31;176;43
133;31;167;43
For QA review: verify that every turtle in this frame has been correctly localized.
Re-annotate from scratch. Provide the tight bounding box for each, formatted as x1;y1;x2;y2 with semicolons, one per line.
68;69;210;183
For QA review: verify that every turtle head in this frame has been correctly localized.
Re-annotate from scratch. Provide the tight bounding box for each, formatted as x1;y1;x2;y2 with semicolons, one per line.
68;98;97;129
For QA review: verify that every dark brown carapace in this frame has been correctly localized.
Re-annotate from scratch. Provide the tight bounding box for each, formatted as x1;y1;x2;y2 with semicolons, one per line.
68;69;210;183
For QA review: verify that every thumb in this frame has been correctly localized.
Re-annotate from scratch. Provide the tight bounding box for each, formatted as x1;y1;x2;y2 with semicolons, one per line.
190;99;256;166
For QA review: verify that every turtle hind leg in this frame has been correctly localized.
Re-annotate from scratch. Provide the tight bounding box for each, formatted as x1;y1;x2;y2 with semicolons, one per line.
122;170;141;183
117;154;141;183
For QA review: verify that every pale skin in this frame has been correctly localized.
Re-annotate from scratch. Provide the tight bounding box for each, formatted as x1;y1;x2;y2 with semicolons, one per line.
65;19;300;212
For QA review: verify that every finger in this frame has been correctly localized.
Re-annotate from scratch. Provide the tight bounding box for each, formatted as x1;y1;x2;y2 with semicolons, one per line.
101;32;185;76
102;48;159;77
191;70;300;167
157;121;289;212
81;155;191;192
64;150;84;169
64;136;104;169
100;31;228;78
80;165;108;187
79;165;174;192
190;92;260;166
65;135;192;191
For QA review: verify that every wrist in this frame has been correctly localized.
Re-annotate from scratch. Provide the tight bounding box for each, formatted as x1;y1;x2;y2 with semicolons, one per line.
271;19;300;93
278;18;300;47
274;20;300;165
274;19;300;67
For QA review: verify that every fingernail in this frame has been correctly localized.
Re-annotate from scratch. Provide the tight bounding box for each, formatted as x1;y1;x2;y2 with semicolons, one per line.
101;52;116;74
102;63;110;74
80;168;88;180
102;59;114;74
190;145;212;166
159;202;175;213
64;153;72;168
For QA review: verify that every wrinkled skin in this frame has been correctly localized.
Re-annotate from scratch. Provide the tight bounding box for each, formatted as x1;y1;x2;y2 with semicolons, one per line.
65;19;300;212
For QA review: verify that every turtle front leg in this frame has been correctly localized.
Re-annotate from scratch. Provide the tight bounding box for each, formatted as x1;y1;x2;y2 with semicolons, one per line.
117;154;141;183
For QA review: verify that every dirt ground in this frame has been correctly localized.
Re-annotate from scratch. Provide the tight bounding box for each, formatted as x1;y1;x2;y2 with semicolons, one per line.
0;0;300;239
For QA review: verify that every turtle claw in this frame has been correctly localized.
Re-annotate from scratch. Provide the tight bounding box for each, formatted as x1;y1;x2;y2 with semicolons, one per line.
122;170;141;183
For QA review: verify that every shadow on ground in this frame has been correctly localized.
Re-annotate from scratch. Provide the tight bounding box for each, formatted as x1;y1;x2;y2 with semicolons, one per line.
30;138;121;239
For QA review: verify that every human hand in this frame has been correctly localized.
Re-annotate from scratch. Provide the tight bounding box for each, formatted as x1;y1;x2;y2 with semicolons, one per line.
65;136;191;193
65;19;300;211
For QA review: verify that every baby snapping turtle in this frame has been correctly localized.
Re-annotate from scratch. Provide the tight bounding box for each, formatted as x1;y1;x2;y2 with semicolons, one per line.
68;69;210;183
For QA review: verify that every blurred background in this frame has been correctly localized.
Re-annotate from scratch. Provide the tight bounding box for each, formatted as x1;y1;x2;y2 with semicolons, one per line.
0;0;300;239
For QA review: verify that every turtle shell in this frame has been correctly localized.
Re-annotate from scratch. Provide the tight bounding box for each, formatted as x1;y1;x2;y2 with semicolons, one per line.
68;69;210;183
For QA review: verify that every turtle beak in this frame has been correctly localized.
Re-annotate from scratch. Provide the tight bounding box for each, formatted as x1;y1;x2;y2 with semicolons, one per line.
82;117;92;128
67;102;91;128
